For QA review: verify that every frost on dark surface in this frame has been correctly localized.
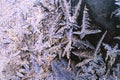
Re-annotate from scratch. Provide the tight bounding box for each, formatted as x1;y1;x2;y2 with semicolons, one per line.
39;0;120;79
0;0;120;80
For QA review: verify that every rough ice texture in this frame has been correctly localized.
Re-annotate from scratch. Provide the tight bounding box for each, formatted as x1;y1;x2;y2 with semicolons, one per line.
0;0;120;80
0;0;44;79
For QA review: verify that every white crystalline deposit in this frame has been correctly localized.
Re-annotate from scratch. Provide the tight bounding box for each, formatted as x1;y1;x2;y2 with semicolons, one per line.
0;0;43;79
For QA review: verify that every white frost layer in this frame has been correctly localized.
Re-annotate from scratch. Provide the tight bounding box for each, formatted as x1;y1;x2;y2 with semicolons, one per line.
0;0;43;79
